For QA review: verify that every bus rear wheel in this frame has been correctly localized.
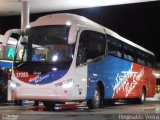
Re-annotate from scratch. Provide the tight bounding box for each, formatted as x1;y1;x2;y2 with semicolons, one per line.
87;85;102;109
43;101;56;110
137;88;146;104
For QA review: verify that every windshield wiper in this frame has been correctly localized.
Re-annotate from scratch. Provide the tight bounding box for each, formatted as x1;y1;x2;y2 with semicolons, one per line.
16;62;25;69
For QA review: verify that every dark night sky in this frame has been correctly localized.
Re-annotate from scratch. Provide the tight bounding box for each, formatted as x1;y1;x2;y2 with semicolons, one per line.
0;1;160;61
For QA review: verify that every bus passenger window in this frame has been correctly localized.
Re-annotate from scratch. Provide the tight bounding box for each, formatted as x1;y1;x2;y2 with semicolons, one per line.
76;31;87;66
147;62;152;67
146;55;154;67
123;44;135;62
76;31;106;66
108;36;122;58
124;53;134;61
136;51;146;65
87;31;106;60
77;43;87;65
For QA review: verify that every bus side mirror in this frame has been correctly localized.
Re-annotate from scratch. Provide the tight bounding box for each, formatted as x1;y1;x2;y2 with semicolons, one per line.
3;29;23;46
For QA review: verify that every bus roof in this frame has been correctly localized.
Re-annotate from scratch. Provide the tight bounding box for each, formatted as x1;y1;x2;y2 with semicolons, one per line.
30;13;154;56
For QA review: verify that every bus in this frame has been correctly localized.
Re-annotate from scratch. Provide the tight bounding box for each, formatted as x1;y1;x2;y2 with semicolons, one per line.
3;13;156;109
0;35;17;102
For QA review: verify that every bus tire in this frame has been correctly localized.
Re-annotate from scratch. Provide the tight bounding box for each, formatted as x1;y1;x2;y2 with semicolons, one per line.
43;101;55;110
137;88;146;104
87;85;102;109
14;100;22;106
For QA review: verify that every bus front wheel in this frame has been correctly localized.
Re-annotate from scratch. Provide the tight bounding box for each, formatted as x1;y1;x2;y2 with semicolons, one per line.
14;100;22;106
43;101;55;110
87;85;102;109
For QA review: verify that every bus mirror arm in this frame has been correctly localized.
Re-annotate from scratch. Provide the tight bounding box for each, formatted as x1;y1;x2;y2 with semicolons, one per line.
3;29;23;46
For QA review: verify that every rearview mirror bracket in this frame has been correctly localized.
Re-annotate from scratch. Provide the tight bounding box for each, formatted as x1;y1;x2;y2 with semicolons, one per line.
3;29;23;46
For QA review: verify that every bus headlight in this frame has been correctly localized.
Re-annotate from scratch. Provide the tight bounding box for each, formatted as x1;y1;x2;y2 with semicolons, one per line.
9;81;20;89
10;82;16;88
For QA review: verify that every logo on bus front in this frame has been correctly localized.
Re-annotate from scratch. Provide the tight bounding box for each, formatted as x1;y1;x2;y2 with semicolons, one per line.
14;69;68;85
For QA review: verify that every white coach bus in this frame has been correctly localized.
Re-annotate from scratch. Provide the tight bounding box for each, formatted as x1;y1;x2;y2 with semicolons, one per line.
3;13;156;109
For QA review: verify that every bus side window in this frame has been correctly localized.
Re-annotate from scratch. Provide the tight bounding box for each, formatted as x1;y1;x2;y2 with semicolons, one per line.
146;55;154;67
123;43;135;62
147;61;152;67
87;31;106;60
136;51;146;65
108;36;122;58
76;31;87;66
76;31;106;66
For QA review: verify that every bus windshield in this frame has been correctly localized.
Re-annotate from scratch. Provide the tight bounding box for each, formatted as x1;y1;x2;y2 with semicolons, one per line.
14;25;75;73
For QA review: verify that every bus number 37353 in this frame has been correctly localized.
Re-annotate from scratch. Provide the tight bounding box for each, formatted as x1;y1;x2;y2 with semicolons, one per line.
15;72;28;78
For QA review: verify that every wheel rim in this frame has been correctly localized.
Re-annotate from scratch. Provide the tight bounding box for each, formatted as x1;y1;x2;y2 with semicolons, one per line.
94;88;100;107
141;90;145;102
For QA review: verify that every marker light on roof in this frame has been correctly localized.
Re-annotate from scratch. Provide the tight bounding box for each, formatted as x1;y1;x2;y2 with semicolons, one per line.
26;25;31;28
66;21;72;26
